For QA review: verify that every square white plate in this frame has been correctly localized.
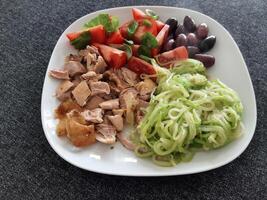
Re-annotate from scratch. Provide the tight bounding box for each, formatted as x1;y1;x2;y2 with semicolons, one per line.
41;6;257;176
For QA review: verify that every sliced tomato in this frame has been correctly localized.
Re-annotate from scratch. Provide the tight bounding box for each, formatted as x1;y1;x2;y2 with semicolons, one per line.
127;56;156;75
94;43;127;69
119;21;132;39
66;32;81;41
131;45;140;57
151;24;170;56
106;30;124;44
132;8;148;20
155;46;188;67
133;19;157;44
89;25;106;44
155;20;165;32
66;25;106;44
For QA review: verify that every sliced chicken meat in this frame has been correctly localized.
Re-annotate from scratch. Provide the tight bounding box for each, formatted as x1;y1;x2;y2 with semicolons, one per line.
64;61;86;77
117;132;135;151
72;81;91;106
65;54;82;62
89;81;110;96
137;99;149;110
135;78;156;96
99;98;120;110
84;95;105;110
92;56;107;74
56;80;74;100
121;68;138;86
49;70;70;80
112;109;125;116
119;88;139;125
108;115;124;131
103;70;128;90
55;100;82;119
81;108;103;123
96;124;117;144
66;118;95;147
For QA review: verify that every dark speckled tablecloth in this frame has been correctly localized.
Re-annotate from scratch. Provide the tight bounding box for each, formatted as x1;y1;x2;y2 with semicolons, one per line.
0;0;266;199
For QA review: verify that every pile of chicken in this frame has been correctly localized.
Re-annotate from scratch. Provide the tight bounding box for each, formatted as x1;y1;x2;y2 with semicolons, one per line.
49;45;156;149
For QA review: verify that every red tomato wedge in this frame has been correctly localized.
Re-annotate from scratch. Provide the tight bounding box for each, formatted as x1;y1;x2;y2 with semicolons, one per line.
155;46;188;67
106;30;124;44
132;8;148;20
133;19;157;44
66;32;81;41
94;44;127;69
66;25;106;44
127;56;156;75
151;24;170;56
119;21;131;39
155;20;165;32
131;45;140;57
89;25;106;44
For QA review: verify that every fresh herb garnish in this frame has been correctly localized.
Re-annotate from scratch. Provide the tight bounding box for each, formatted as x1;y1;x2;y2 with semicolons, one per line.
127;20;138;37
111;43;133;60
70;32;91;50
141;32;158;48
138;45;151;57
84;14;119;33
145;9;159;20
143;19;152;27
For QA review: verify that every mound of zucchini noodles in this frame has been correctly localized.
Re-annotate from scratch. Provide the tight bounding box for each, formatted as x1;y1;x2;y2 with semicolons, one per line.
133;59;243;166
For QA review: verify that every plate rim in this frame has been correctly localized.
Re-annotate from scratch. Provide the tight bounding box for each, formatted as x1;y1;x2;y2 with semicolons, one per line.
41;5;257;176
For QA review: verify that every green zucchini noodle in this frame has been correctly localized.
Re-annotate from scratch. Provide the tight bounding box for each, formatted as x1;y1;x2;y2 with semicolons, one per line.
133;59;243;167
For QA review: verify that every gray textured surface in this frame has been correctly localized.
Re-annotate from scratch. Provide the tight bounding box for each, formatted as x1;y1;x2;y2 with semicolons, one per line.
0;0;266;199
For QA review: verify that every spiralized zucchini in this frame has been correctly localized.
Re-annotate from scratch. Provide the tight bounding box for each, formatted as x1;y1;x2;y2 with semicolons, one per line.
133;59;243;167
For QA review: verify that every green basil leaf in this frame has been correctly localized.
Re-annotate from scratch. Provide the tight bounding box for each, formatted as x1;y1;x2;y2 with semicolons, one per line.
143;19;152;27
145;9;159;20
141;32;158;48
71;32;91;50
84;14;119;33
138;45;151;57
127;20;138;37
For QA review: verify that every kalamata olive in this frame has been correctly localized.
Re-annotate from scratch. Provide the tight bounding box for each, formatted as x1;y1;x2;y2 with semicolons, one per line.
194;54;215;67
198;35;216;52
175;34;187;47
183;16;196;32
196;23;208;39
187;33;198;46
163;39;175;52
187;46;200;58
174;24;186;37
165;18;178;35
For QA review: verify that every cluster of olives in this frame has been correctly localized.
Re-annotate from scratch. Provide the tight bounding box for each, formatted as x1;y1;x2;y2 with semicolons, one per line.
163;16;216;67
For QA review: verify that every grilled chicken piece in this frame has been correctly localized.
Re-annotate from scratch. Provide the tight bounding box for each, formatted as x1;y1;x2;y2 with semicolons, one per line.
92;56;107;74
64;61;86;77
66;117;95;147
103;70;128;90
84;95;105;110
72;81;91;106
96;124;117;144
56;80;74;100
55;100;82;119
135;78;156;96
121;68;138;86
108;115;124;131
117;132;135;151
99;99;120;110
81;108;103;123
89;81;110;96
112;109;125;116
49;70;70;80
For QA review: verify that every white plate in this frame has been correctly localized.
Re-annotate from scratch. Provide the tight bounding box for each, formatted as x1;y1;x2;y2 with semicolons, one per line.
41;6;257;176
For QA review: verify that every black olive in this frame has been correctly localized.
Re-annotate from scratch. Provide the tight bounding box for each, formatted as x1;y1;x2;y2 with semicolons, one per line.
194;54;215;67
187;46;200;58
165;18;178;35
198;35;216;52
183;16;196;32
